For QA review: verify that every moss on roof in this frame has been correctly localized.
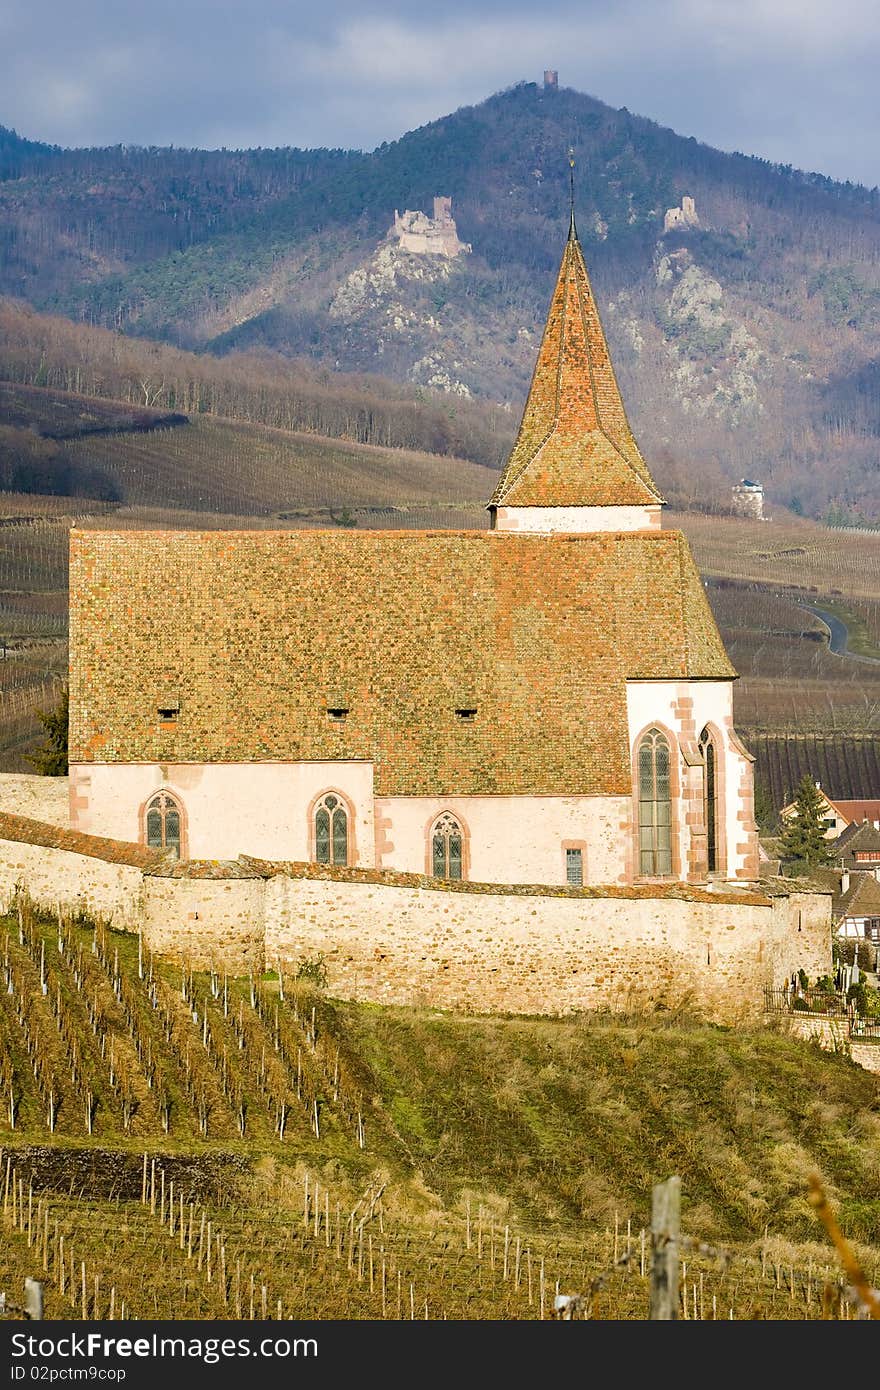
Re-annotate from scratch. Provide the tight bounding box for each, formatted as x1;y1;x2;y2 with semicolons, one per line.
70;527;734;796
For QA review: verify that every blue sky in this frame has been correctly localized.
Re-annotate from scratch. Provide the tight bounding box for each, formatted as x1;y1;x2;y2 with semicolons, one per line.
2;0;879;188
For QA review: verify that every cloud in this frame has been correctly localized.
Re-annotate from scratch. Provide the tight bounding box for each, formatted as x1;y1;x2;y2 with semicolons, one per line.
0;0;877;186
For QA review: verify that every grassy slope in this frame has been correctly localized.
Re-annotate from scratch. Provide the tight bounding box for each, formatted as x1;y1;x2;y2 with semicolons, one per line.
0;909;878;1320
1;910;878;1245
329;1000;880;1245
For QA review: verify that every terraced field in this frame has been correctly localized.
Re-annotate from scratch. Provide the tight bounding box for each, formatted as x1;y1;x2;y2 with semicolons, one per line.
1;902;879;1320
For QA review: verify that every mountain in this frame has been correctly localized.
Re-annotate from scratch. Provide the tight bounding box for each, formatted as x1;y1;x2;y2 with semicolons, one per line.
1;81;880;520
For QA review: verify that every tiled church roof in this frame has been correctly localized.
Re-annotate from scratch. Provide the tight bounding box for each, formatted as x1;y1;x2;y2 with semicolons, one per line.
0;810;163;867
489;223;663;510
69;527;734;796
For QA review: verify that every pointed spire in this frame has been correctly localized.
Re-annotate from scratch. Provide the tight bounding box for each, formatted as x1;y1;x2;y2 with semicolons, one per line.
568;147;577;242
489;212;663;514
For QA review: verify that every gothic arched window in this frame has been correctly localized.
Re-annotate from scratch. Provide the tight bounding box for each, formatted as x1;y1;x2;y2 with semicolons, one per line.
145;790;183;860
637;728;673;876
699;726;720;874
315;793;349;867
431;812;464;881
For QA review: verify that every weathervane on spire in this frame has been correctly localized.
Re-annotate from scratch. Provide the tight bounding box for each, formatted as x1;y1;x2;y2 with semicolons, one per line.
568;147;577;240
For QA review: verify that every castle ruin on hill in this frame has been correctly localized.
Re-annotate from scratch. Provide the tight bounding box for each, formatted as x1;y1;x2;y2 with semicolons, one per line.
663;195;700;235
388;197;471;258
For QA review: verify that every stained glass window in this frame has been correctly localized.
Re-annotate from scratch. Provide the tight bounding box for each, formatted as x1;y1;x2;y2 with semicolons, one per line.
144;791;183;860
315;794;348;866
432;812;464;881
638;729;672;876
699;727;719;874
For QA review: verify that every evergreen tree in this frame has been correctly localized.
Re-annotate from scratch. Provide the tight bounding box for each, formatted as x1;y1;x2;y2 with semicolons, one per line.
26;684;68;776
753;782;777;833
779;775;835;870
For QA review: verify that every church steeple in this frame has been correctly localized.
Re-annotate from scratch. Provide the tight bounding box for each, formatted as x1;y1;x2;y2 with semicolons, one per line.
489;221;664;533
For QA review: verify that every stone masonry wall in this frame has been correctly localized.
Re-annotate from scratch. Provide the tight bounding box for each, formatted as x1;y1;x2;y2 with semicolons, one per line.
775;1014;880;1075
264;874;830;1024
0;815;831;1026
0;836;146;929
0;774;70;828
142;875;265;974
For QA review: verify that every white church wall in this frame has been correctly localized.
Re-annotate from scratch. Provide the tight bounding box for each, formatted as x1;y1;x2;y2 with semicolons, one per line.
626;680;755;881
493;506;662;533
69;761;377;865
373;794;629;885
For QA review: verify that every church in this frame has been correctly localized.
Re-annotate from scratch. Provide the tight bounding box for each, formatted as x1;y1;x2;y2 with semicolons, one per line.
67;217;759;891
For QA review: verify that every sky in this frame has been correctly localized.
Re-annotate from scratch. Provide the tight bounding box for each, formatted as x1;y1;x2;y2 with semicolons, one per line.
2;0;879;189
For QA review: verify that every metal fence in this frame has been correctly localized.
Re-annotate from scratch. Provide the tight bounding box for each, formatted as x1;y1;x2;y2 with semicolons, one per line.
764;987;880;1043
763;987;848;1017
849;1017;880;1042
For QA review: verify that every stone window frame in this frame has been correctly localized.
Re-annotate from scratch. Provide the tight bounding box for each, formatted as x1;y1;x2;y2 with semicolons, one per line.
698;722;728;878
631;722;681;881
139;787;188;861
308;788;357;868
424;809;470;882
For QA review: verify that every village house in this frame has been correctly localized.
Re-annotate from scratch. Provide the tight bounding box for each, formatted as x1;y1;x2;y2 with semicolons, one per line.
832;867;880;943
780;785;880;840
827;820;880;944
67;214;761;891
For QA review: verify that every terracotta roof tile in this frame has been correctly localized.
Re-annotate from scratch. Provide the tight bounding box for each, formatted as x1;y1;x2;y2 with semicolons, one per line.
240;855;769;904
836;870;880;918
70;527;735;796
0;811;164;868
831;799;880;826
490;229;662;509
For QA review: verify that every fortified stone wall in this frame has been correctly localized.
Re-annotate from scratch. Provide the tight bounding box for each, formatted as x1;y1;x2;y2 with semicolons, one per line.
264;872;829;1023
0;811;155;930
0;774;70;829
0;814;831;1027
142;864;266;973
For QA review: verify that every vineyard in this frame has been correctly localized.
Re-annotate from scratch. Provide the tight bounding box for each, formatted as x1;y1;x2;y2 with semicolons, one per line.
59;415;494;518
1;392;880;769
673;510;880;604
1;900;880;1320
670;510;880;736
742;732;880;812
0;381;495;519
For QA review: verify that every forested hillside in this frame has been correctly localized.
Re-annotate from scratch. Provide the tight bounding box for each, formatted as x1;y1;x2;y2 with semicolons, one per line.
0;301;513;472
1;81;880;518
